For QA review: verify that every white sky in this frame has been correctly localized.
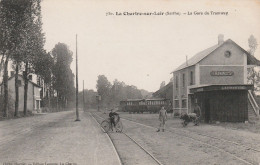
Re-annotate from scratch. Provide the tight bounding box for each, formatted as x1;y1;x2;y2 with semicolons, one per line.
41;0;260;92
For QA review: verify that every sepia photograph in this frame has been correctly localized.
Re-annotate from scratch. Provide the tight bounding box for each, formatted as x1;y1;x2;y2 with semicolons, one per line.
0;0;260;164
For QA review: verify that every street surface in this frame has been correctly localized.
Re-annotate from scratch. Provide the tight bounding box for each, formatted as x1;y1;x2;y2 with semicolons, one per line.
95;111;260;165
0;111;120;165
1;110;260;165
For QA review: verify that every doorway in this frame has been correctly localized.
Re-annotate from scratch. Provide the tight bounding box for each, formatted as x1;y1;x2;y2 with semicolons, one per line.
205;99;210;123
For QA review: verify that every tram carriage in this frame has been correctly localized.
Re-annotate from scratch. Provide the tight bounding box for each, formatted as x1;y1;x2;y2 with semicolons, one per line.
119;98;172;113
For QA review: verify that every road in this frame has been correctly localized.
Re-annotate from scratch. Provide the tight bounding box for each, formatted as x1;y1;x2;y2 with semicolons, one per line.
0;111;121;165
1;110;260;165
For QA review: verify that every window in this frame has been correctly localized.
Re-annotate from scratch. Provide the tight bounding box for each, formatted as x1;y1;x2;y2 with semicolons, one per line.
175;75;178;88
182;73;185;87
190;71;193;85
182;99;187;108
174;100;179;108
224;50;231;58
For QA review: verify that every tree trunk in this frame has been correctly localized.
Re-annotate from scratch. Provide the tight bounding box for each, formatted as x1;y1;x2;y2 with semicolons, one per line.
14;63;19;117
3;56;9;117
23;62;29;116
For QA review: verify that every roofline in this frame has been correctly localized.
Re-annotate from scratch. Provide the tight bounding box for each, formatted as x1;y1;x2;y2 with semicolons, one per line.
171;41;227;73
0;74;41;88
171;39;256;74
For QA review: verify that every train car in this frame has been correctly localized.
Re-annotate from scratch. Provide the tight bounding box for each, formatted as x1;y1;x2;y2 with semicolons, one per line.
119;98;172;113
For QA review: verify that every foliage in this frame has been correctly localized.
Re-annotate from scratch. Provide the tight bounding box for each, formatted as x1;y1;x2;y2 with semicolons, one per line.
52;43;75;107
79;89;97;109
248;35;258;56
247;35;260;94
160;81;166;89
34;51;53;84
0;0;45;116
96;75;144;108
96;75;112;106
248;67;260;93
0;91;15;117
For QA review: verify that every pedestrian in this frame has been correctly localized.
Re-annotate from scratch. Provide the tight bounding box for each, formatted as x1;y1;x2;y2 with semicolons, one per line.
193;103;201;126
109;108;119;131
157;106;167;132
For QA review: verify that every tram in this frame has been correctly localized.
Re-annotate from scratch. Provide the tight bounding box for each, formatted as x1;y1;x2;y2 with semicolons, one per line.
119;98;172;113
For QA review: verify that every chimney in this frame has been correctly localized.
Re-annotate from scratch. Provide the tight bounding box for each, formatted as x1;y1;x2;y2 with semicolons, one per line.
218;34;224;45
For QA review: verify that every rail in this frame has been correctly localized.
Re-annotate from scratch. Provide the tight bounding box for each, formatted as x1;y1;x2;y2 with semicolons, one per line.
248;90;259;116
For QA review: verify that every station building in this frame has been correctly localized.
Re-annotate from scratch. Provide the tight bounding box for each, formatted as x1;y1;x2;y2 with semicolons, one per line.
172;35;260;122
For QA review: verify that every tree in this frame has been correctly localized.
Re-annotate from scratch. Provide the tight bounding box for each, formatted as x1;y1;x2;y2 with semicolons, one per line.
22;0;45;115
96;75;111;107
248;35;258;56
34;51;53;109
52;43;75;109
160;81;166;89
79;89;97;109
247;35;260;94
0;0;34;116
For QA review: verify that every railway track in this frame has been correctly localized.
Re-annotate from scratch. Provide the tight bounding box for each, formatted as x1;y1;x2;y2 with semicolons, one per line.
90;113;163;165
122;116;260;152
118;116;259;165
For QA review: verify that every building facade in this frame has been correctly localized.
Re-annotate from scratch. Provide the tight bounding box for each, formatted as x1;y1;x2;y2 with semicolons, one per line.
172;35;259;122
1;75;42;112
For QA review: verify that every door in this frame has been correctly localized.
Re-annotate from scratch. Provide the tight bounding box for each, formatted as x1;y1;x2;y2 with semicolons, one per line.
205;99;210;123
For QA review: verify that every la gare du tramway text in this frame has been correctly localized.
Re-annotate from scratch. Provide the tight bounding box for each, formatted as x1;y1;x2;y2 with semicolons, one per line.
115;11;229;16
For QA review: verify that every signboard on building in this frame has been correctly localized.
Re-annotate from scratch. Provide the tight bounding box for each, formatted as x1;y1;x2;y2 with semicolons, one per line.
221;86;247;90
190;85;252;93
210;71;234;76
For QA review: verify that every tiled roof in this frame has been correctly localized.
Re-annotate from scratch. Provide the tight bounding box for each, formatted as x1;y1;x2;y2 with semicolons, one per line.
153;82;173;96
172;44;221;72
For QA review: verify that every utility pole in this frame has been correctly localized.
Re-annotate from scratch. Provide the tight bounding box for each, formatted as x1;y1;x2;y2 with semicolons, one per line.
83;80;85;111
75;34;80;121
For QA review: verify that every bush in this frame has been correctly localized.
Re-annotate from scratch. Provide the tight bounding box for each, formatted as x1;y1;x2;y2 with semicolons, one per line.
174;111;180;117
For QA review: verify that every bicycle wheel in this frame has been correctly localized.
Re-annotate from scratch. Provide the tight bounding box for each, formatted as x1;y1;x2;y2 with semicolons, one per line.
101;120;110;133
182;121;188;127
115;121;123;132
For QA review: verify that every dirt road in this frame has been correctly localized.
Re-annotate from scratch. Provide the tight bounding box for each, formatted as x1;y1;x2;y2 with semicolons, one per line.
95;111;260;165
0;111;121;165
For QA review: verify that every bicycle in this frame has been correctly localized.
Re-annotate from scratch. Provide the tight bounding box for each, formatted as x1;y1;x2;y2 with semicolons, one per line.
101;116;123;133
180;113;200;127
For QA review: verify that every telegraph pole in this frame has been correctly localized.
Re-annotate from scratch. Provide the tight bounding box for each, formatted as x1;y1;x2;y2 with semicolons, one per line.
83;80;85;111
75;34;80;121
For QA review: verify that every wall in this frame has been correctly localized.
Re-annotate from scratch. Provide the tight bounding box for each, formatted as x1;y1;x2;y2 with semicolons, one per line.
8;76;36;111
200;66;244;85
199;40;246;85
172;65;195;114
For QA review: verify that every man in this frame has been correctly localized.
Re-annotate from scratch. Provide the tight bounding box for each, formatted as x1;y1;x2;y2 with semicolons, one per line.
157;106;168;132
109;108;119;131
193;103;201;126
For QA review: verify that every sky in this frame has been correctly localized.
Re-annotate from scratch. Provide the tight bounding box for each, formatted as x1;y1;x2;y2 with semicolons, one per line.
41;0;260;92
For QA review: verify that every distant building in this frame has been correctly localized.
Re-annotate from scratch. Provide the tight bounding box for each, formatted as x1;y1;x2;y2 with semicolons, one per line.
153;82;173;101
171;35;260;122
0;74;42;112
0;61;50;113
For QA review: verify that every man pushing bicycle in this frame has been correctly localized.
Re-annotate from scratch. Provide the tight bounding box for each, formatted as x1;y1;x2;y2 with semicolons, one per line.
109;108;119;131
